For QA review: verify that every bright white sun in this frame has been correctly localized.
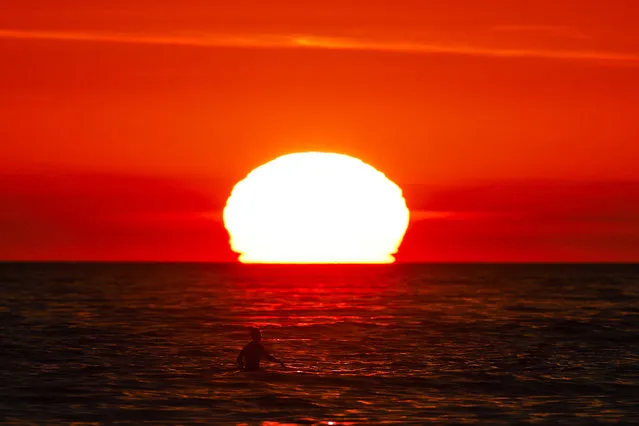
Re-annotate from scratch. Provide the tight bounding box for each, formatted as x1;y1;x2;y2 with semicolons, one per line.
223;152;410;263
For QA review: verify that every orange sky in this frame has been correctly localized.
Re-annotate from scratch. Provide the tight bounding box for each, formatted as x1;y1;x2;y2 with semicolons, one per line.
1;1;638;261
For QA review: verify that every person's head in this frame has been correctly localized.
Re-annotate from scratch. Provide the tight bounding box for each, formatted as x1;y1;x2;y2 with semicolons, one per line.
249;327;261;342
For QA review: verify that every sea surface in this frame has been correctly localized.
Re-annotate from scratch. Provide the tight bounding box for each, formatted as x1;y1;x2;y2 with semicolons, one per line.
0;263;638;425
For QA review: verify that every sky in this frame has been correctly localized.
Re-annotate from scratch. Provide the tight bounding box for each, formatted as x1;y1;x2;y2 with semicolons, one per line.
1;0;638;262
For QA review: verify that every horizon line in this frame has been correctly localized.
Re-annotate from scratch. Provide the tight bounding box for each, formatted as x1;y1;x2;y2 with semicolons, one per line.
1;260;637;265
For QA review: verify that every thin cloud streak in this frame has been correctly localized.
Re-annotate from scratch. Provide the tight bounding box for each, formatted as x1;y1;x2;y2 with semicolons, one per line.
491;25;592;40
1;28;638;64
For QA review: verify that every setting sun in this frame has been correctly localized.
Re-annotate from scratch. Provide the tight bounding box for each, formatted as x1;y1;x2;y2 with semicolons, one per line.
223;152;410;263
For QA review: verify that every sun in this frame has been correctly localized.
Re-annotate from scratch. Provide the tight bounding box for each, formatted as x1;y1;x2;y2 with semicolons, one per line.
223;152;410;263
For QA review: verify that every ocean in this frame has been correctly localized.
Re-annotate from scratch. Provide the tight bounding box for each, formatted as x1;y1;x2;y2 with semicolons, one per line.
0;263;637;425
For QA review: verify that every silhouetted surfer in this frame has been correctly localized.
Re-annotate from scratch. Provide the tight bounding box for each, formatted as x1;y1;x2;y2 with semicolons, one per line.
237;328;285;371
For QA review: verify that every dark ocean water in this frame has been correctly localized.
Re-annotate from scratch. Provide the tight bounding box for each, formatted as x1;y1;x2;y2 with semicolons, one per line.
0;263;638;425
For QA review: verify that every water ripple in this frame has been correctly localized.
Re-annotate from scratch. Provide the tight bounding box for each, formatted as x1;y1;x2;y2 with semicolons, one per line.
0;263;638;424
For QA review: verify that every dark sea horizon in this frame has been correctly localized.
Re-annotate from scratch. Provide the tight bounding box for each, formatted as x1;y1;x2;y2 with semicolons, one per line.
1;262;638;425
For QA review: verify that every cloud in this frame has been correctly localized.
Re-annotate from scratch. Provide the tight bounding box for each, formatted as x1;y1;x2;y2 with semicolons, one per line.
399;181;639;262
491;25;592;40
1;28;638;65
404;180;639;223
0;171;234;261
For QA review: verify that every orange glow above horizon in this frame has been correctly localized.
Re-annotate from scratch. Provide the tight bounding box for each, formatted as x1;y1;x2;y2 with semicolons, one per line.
223;152;410;263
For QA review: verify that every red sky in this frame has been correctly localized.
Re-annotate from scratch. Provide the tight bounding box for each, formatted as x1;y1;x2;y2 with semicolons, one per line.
1;1;638;261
